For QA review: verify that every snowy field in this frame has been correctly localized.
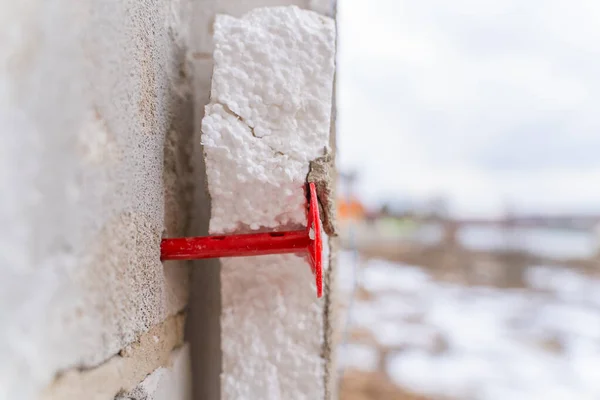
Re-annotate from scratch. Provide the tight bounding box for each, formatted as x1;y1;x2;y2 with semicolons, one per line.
337;251;600;400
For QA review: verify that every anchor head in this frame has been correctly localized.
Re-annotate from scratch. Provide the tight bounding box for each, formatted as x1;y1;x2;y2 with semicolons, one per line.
307;182;323;298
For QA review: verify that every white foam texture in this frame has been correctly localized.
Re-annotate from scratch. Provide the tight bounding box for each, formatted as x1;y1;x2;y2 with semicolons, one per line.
201;6;335;400
202;5;335;234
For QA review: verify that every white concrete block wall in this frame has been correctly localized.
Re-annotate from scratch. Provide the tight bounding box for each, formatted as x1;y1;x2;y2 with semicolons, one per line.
1;0;336;399
0;0;193;398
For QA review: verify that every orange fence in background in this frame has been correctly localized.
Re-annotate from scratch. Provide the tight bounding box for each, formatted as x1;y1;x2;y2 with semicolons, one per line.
338;197;366;221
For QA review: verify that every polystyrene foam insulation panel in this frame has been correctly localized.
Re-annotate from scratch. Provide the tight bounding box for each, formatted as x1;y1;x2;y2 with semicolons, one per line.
201;6;335;400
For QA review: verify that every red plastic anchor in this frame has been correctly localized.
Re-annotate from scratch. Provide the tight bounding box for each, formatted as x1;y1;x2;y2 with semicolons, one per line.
161;182;323;298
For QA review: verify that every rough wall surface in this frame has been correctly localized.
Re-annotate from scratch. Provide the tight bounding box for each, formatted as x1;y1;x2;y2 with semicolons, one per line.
201;6;335;399
0;0;193;398
116;345;192;400
0;0;335;398
43;314;187;400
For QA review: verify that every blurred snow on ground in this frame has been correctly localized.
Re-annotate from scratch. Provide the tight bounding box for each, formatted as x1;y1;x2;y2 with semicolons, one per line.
337;251;600;400
338;343;379;372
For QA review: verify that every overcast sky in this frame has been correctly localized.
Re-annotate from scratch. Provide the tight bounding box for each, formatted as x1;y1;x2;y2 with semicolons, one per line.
337;0;600;217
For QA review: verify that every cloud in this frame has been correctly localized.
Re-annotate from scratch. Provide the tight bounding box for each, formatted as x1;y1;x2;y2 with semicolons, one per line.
337;0;600;216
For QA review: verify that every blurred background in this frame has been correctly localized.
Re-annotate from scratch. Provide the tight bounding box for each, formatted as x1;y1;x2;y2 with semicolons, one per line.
335;1;600;399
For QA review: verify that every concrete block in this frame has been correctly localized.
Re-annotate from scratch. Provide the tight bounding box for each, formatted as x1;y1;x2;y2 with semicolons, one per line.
0;0;193;398
43;314;186;400
116;344;192;400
